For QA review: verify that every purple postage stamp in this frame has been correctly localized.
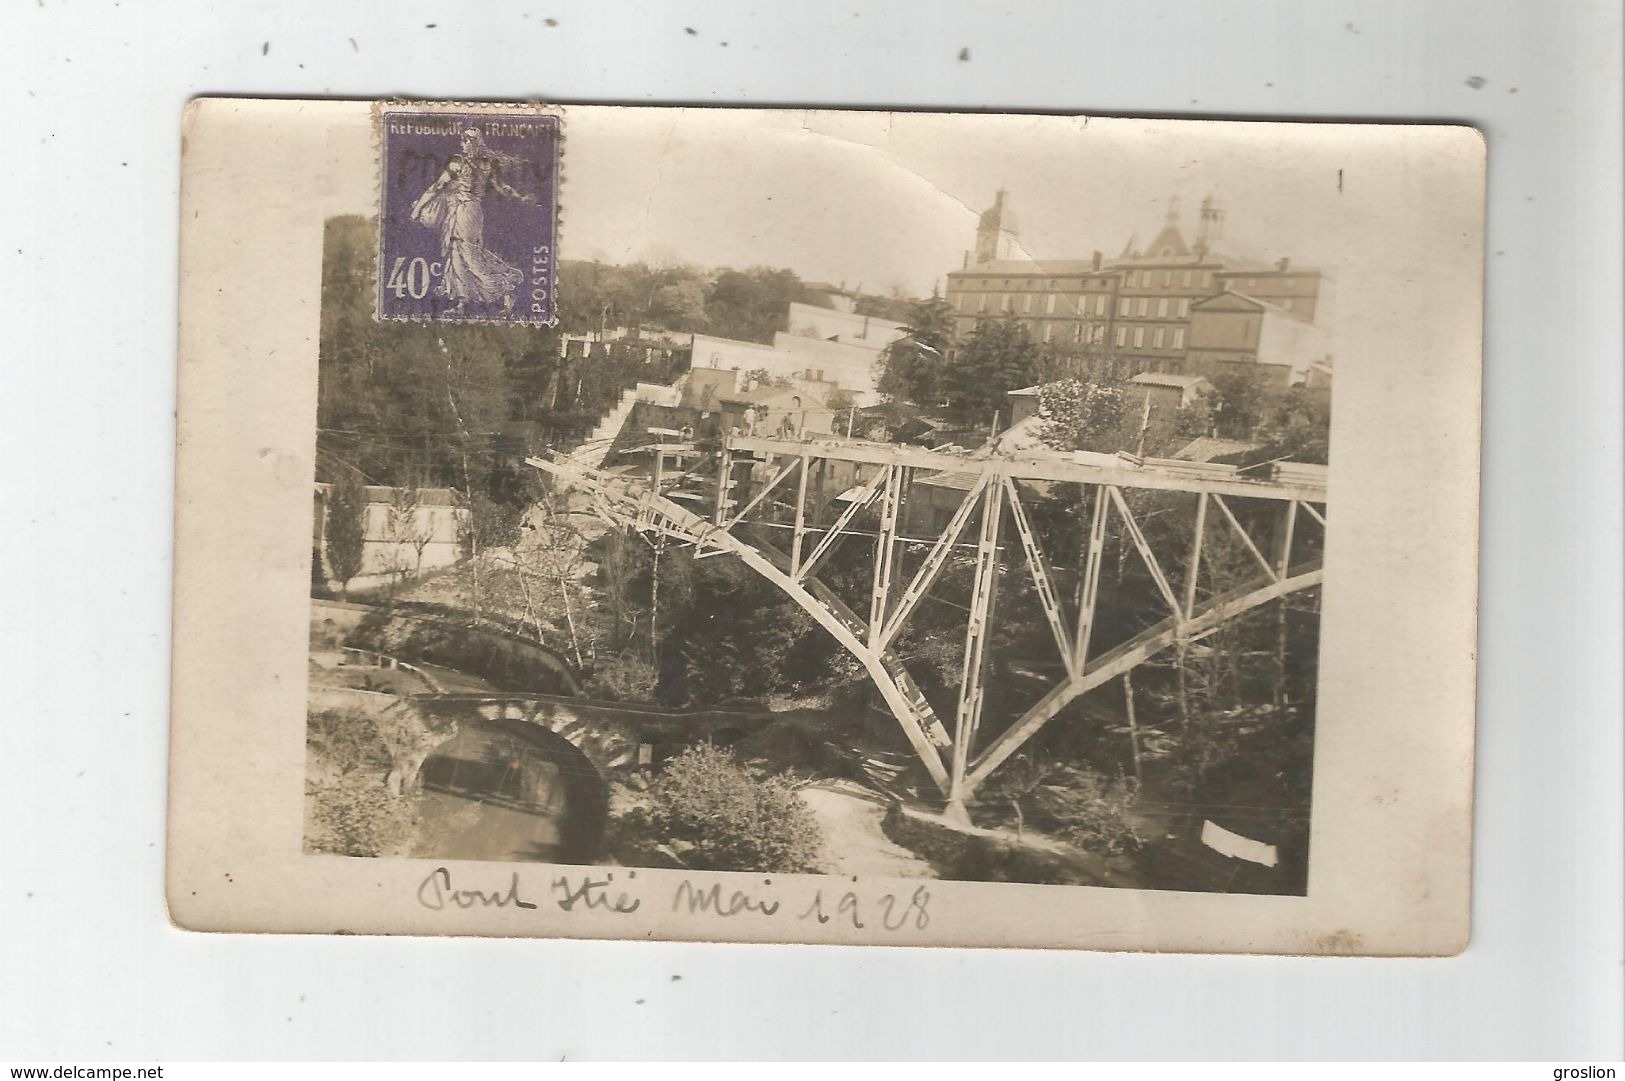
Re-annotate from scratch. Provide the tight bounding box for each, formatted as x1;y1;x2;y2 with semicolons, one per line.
376;103;560;325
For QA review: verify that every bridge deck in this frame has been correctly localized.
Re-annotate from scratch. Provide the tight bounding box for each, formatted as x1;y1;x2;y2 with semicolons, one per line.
725;434;1327;503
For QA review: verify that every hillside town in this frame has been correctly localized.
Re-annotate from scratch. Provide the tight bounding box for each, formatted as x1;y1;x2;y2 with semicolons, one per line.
307;189;1332;893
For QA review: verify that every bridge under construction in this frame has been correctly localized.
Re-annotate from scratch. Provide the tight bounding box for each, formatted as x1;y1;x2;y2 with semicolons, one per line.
529;431;1327;820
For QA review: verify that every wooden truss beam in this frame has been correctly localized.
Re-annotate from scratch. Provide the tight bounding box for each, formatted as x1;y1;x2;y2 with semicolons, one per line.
794;466;890;583
949;478;1004;804
1211;494;1279;582
965;562;1325;791
1003;477;1077;677
528;455;952;793
878;473;990;650
725;434;1327;503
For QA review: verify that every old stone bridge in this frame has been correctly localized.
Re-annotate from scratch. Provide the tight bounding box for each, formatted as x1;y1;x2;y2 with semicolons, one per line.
310;683;779;786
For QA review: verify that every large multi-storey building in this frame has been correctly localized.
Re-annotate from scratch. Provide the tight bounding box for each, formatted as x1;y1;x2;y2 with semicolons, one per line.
944;191;1331;384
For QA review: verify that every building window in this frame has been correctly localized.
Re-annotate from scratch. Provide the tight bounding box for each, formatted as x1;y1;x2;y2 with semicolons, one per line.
978;294;988;313
1182;269;1193;287
1125;270;1136;287
1118;297;1130;317
1115;326;1127;348
1157;297;1170;318
1178;298;1191;317
1137;297;1150;317
1172;328;1186;349
1046;293;1056;314
1153;327;1165;348
1043;322;1054;343
1095;294;1107;316
1162;270;1173;287
1092;324;1106;345
1133;326;1145;348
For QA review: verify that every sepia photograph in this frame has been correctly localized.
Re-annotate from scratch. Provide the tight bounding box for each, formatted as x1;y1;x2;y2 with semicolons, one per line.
11;0;1620;1063
305;105;1335;896
165;98;1483;954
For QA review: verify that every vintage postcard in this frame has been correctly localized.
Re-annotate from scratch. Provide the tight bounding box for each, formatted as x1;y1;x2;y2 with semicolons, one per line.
169;98;1482;953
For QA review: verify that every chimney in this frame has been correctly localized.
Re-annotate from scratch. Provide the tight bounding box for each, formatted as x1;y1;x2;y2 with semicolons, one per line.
1277;257;1290;271
1091;250;1102;271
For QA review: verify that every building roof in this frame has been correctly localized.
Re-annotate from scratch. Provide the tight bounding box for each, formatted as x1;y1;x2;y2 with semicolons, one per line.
314;483;461;507
1006;385;1041;397
992;414;1048;453
1172;437;1266;464
915;468;982;492
949;259;1110;277
1191;290;1313;324
1130;372;1216;392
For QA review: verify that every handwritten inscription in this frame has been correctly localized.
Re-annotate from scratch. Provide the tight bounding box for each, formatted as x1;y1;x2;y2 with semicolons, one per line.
416;867;537;911
415;868;931;932
552;872;641;914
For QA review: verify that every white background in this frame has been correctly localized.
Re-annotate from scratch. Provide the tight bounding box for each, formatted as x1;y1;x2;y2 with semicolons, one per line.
1;0;1620;1061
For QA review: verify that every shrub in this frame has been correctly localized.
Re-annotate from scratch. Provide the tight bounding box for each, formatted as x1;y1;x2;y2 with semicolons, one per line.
1038;765;1143;856
648;744;823;873
304;705;427;857
306;770;419;858
585;652;659;703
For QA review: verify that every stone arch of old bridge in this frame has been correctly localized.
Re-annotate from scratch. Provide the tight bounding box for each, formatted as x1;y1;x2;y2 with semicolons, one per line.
312;685;777;794
529;432;1327;818
403;693;777;781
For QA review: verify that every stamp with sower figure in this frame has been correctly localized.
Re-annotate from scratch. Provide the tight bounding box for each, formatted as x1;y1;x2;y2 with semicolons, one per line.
376;103;560;325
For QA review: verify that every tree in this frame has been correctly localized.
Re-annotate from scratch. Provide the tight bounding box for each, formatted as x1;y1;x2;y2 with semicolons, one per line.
1036;377;1132;453
705;267;810;343
650;277;708;331
1209;369;1273;440
324;465;367;598
383;476;430;585
943;314;1038;419
648;744;823;873
1256;387;1331;464
876;289;954;406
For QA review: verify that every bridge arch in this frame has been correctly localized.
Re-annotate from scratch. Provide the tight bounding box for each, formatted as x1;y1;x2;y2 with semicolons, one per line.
529;437;1327;813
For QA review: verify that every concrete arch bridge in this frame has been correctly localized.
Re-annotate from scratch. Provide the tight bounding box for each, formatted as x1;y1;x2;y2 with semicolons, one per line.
529;432;1327;819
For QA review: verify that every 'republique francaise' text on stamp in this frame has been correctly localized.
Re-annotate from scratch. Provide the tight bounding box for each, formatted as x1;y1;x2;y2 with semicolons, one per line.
376;103;560;326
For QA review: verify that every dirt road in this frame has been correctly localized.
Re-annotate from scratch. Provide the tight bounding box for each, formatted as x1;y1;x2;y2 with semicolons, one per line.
798;780;936;880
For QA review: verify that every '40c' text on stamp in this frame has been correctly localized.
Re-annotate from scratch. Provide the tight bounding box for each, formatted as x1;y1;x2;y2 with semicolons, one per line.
376;105;560;326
